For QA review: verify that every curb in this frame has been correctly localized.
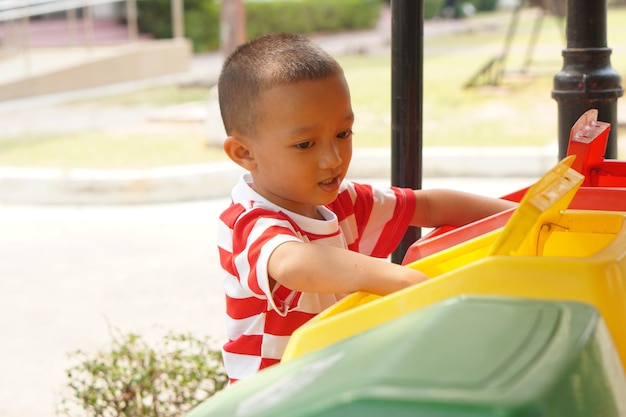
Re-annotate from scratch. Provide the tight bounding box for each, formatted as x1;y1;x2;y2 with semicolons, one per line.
0;146;557;205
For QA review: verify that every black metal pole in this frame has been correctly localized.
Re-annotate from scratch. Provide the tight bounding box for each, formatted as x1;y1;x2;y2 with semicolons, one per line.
552;0;623;160
390;0;423;264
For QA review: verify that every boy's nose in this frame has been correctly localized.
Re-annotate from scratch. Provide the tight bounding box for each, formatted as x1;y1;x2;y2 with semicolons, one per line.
319;143;342;169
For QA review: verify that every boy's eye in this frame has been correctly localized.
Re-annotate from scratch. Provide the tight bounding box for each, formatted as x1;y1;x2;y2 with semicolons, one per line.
295;141;313;150
337;130;353;140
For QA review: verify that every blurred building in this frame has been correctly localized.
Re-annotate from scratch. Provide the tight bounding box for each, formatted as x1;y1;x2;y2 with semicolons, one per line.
0;0;191;101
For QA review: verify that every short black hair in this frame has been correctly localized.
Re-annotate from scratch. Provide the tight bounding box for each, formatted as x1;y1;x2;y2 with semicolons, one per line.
218;33;343;136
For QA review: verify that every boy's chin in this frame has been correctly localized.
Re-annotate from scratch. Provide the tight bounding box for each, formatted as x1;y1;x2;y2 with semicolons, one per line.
319;193;340;206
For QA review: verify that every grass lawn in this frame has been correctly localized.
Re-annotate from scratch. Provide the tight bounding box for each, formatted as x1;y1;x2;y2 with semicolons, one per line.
345;6;626;149
1;6;625;168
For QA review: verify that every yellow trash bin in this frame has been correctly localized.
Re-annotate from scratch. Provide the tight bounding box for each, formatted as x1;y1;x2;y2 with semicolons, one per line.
282;156;626;376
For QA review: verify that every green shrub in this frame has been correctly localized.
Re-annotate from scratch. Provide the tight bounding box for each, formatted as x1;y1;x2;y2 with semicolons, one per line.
246;0;382;39
425;0;445;19
57;329;228;417
137;0;220;52
424;0;498;20
466;0;499;12
137;0;382;53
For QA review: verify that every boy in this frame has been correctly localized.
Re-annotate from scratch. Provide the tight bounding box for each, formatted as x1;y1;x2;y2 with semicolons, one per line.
217;33;516;383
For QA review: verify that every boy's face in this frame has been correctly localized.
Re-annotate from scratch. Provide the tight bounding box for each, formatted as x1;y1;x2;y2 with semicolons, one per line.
245;73;354;219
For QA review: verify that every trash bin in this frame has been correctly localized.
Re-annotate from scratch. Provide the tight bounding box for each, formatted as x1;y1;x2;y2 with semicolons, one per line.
403;109;626;265
186;297;626;417
283;157;626;374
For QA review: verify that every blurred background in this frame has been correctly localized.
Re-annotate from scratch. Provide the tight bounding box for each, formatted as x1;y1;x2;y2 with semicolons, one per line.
1;1;626;416
1;0;624;175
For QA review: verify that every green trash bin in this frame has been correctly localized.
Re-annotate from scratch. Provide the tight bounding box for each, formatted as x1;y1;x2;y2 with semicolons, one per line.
187;296;626;417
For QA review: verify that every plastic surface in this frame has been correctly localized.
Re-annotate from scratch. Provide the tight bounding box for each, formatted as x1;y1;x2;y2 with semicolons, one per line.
282;157;626;376
403;186;626;264
186;298;626;417
404;185;626;264
567;109;626;187
403;109;626;265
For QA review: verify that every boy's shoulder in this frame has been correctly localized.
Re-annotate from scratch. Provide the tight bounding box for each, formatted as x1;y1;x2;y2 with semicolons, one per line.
220;198;293;228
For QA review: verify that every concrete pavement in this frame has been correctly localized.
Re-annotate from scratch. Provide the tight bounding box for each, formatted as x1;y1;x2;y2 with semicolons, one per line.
0;198;229;417
0;145;558;205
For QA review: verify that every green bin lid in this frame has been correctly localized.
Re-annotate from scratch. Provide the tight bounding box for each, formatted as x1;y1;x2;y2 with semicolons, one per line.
188;296;624;417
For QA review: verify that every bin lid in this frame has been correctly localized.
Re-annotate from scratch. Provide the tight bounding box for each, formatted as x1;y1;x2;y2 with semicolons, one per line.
187;297;617;417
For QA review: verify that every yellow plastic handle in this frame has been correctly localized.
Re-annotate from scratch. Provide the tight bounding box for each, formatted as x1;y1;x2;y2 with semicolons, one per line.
489;155;584;256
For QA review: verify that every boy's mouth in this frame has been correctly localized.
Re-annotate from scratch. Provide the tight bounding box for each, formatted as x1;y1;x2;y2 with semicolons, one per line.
319;176;340;189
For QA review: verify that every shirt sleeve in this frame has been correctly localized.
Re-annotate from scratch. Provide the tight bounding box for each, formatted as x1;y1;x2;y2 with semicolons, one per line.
227;207;305;316
329;181;416;258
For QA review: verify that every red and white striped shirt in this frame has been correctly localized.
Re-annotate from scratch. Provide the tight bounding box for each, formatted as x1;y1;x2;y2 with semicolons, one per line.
217;173;416;382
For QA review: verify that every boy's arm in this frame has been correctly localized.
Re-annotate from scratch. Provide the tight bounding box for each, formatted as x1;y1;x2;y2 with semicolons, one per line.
411;189;517;228
268;241;428;295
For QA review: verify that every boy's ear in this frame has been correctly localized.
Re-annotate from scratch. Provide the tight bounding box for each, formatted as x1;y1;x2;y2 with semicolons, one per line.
223;136;256;171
